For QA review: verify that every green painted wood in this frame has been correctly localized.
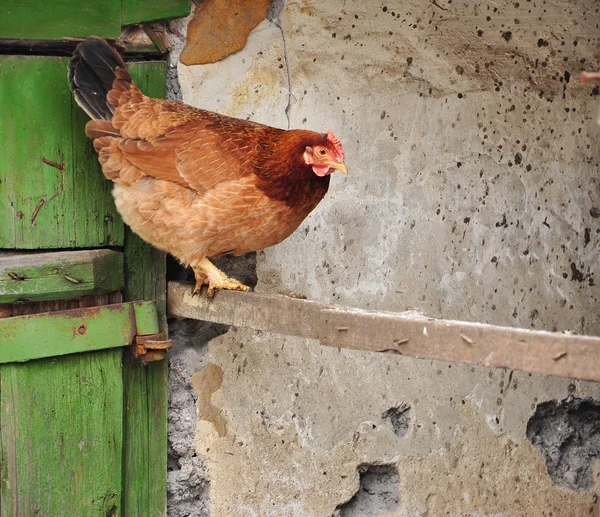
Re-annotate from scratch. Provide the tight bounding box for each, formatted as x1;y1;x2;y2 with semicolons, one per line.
0;249;124;303
0;56;123;250
122;0;191;25
0;0;121;40
121;62;168;517
0;349;124;517
0;301;159;363
71;99;126;248
132;301;160;335
0;0;190;41
0;42;170;517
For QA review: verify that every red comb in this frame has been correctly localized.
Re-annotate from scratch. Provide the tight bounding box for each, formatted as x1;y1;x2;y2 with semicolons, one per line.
327;129;345;161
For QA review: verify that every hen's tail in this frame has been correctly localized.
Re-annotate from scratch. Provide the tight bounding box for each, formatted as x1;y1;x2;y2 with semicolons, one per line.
68;37;133;121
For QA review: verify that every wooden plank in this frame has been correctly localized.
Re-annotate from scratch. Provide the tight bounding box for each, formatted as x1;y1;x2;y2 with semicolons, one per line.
168;281;600;383
0;349;124;517
0;56;74;248
70;91;125;248
0;302;155;363
0;0;121;40
124;61;167;322
122;0;191;25
0;291;122;320
0;0;189;41
0;56;123;249
121;62;168;517
0;249;124;303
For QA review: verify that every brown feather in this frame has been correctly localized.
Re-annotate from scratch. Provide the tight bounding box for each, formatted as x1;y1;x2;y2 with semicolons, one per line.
85;120;120;138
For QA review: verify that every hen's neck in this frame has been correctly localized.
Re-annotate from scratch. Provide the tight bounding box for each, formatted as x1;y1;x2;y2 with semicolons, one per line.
253;133;331;209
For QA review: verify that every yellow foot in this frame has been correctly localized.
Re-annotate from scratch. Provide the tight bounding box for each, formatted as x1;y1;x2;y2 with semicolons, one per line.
192;259;250;298
206;276;250;298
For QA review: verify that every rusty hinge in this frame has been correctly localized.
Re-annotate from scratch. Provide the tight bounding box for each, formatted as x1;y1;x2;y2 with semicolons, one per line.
131;302;173;364
135;332;173;364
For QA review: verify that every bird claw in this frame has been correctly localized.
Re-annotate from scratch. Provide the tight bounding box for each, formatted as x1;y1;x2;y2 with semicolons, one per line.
190;272;250;297
191;273;208;297
205;278;250;298
191;259;250;297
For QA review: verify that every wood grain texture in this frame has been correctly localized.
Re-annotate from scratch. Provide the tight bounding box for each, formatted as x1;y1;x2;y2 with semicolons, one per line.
0;349;123;517
121;0;191;26
0;48;169;517
0;301;153;363
0;0;121;40
121;62;168;517
0;291;122;319
0;56;123;249
168;281;600;383
0;249;124;303
0;0;190;41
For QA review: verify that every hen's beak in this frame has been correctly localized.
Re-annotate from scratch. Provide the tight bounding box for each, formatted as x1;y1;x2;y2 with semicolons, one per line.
332;162;348;174
581;71;600;83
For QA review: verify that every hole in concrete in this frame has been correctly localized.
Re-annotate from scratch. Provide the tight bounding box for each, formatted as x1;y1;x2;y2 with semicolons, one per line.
382;404;411;437
334;464;399;516
526;396;600;491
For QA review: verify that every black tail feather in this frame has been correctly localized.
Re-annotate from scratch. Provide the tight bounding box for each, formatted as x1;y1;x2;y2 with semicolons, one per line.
68;37;129;120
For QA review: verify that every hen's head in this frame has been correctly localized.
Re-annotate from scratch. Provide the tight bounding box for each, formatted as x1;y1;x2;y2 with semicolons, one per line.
303;129;347;176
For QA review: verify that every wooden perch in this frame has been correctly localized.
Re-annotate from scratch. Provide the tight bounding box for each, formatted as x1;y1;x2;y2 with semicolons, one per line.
168;281;600;383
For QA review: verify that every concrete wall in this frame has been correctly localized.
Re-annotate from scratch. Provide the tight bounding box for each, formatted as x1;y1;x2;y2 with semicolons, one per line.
166;1;600;515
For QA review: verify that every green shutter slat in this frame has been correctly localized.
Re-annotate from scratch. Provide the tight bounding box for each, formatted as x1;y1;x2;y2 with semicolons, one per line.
132;300;160;335
0;249;124;303
0;301;158;363
0;1;121;40
122;0;191;25
121;61;169;517
0;349;124;516
0;56;124;249
0;1;190;41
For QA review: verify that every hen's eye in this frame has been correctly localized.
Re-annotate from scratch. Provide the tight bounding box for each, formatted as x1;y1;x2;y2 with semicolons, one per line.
318;148;327;156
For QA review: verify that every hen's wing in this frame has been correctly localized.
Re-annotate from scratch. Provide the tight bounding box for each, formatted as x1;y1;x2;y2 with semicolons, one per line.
87;76;281;193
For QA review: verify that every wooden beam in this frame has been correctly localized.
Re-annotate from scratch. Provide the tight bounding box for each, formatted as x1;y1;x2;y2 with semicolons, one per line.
0;249;124;303
168;281;600;383
0;301;149;363
120;62;169;517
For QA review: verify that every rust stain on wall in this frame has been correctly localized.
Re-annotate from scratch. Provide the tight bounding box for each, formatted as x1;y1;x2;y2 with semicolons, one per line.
181;0;270;65
191;363;227;437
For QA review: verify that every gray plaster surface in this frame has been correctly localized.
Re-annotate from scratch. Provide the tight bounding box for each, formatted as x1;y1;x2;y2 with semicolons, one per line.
167;1;600;515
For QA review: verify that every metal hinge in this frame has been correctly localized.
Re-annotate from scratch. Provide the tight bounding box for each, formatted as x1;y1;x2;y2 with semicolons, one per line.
135;332;173;364
130;302;173;364
0;301;172;364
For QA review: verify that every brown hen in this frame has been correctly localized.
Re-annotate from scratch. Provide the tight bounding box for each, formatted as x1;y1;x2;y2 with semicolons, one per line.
69;37;347;296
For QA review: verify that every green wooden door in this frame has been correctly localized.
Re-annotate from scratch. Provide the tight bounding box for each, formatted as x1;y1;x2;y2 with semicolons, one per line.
0;301;165;517
0;2;189;514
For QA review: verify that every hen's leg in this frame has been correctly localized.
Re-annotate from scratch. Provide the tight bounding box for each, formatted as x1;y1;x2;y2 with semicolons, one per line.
192;258;250;297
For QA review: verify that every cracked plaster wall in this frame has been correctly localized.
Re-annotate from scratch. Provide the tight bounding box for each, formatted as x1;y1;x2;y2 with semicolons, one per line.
168;1;600;516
